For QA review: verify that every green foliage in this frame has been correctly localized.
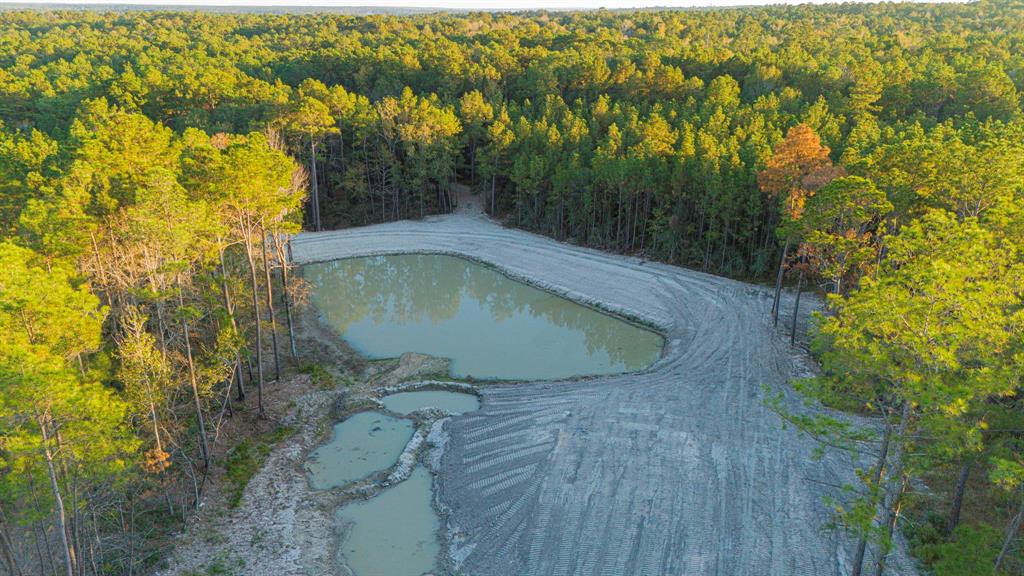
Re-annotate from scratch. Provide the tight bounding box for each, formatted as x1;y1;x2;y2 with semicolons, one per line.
910;519;1001;576
223;426;295;508
0;3;1023;572
0;3;1020;276
0;241;138;529
786;207;1024;572
799;176;892;294
817;210;1022;426
299;362;338;390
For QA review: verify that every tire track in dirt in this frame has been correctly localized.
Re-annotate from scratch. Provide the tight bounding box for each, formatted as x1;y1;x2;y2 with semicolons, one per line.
291;214;915;576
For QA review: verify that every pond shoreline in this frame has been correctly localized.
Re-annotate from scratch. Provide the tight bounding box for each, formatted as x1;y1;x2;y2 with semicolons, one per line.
159;209;915;576
155;292;468;576
290;211;919;576
304;253;665;381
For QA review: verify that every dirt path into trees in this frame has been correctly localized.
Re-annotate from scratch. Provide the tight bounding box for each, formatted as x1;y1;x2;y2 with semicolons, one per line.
452;182;486;218
289;213;917;576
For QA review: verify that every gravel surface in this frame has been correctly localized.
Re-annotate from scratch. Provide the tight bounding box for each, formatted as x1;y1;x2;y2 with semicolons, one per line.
290;211;917;576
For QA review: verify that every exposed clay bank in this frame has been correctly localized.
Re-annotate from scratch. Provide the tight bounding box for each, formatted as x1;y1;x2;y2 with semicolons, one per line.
304;253;664;381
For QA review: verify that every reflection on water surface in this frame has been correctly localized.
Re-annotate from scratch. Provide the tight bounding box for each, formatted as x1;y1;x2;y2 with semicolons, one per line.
305;254;663;380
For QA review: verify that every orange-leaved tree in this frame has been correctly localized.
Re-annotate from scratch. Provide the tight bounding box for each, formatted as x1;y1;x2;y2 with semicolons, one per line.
757;124;844;326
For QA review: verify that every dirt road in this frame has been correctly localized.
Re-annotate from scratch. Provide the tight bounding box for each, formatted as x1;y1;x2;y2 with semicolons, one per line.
290;212;915;576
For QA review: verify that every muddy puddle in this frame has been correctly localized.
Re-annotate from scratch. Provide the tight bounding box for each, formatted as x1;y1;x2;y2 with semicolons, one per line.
334;466;440;576
382;390;480;415
305;412;413;490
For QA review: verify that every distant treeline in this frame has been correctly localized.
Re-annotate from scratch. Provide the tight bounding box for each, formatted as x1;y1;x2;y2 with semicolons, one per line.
1;3;1022;277
1;4;1024;576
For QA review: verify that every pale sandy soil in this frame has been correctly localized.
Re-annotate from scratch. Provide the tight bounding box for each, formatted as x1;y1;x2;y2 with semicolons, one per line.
155;302;451;576
160;205;916;576
288;211;917;576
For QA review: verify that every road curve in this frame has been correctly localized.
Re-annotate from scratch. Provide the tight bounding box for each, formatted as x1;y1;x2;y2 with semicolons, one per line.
290;212;915;576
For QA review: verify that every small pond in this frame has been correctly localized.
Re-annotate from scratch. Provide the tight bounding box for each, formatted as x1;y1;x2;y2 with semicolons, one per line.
304;253;664;380
305;412;413;490
382;390;480;415
307;392;477;575
335;466;440;576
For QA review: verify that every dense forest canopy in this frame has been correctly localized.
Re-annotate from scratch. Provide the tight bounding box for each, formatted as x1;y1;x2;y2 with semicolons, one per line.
1;2;1024;575
1;2;1022;274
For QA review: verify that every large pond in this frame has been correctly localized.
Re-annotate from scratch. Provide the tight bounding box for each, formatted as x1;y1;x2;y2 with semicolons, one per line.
305;253;664;380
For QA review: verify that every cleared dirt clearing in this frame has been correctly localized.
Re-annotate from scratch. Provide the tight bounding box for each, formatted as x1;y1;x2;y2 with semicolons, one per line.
290;212;915;576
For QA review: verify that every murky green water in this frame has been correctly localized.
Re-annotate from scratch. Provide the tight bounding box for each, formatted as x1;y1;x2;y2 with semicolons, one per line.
305;412;413;490
382;390;480;415
335;466;440;576
305;254;664;380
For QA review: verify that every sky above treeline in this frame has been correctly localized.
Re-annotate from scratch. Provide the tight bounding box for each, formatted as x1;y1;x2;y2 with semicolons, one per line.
0;0;965;10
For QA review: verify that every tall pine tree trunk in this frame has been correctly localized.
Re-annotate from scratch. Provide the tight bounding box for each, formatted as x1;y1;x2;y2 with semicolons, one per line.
310;137;321;231
996;489;1024;572
872;402;912;576
853;423;893;576
260;221;281;381
947;461;972;535
219;248;245;401
874;477;908;576
790;268;803;345
772;237;791;326
178;285;210;470
243;226;266;418
275;235;298;363
37;414;75;576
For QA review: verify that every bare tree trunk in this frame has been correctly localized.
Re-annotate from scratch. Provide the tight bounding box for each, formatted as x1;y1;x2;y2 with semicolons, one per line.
0;503;23;576
179;451;201;512
148;402;162;455
310;138;321;231
89;508;103;576
790;268;803;345
88;232;112;309
214;367;237;443
178;286;210;470
260;221;281;381
873;477;908;576
996;489;1024;572
127;498;137;576
772;237;790;326
154;302;169;360
275;235;298;364
872;402;912;576
36;519;55;576
37;415;75;576
852;422;893;576
947;461;972;535
218;248;246;401
243;226;265;418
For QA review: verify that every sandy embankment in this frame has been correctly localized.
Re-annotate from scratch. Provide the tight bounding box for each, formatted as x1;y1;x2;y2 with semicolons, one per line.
287;211;916;576
162;206;915;576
